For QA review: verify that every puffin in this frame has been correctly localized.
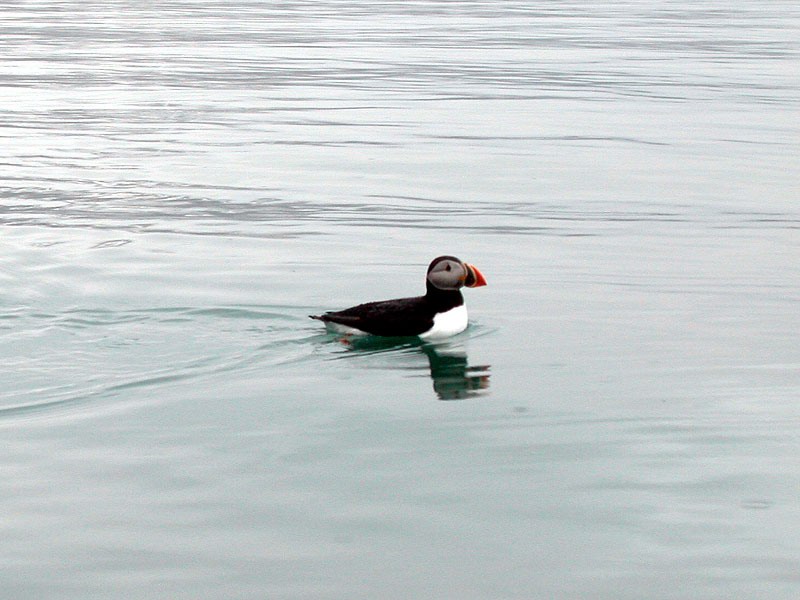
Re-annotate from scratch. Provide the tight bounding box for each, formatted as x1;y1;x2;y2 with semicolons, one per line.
310;255;487;340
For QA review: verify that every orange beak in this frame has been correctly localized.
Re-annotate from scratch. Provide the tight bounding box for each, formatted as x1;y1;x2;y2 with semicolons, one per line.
464;263;487;288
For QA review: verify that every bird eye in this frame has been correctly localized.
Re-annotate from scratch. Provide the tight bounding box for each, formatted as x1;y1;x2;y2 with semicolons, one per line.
445;264;451;271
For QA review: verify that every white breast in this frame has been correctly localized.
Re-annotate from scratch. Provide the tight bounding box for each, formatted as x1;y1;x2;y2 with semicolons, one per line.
419;304;468;340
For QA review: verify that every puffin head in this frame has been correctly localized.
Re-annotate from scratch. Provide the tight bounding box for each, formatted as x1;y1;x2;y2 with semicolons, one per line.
426;256;487;291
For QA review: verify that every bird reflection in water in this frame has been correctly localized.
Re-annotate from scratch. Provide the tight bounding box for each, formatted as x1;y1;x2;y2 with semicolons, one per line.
336;336;490;401
420;343;490;400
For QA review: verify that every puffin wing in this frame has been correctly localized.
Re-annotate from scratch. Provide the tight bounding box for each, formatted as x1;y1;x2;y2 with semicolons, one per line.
314;296;433;337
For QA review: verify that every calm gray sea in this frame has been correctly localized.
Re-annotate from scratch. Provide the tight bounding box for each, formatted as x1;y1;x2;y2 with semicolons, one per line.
1;1;799;598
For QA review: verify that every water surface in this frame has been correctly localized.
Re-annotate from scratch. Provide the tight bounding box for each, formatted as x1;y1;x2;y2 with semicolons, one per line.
1;1;799;598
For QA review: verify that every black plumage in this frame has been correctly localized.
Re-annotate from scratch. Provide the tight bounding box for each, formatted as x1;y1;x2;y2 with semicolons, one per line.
310;283;464;337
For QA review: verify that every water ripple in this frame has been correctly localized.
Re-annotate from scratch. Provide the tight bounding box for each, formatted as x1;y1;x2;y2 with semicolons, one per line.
0;305;315;423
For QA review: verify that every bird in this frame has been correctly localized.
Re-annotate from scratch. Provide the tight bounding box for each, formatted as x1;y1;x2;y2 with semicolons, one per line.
310;255;487;340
